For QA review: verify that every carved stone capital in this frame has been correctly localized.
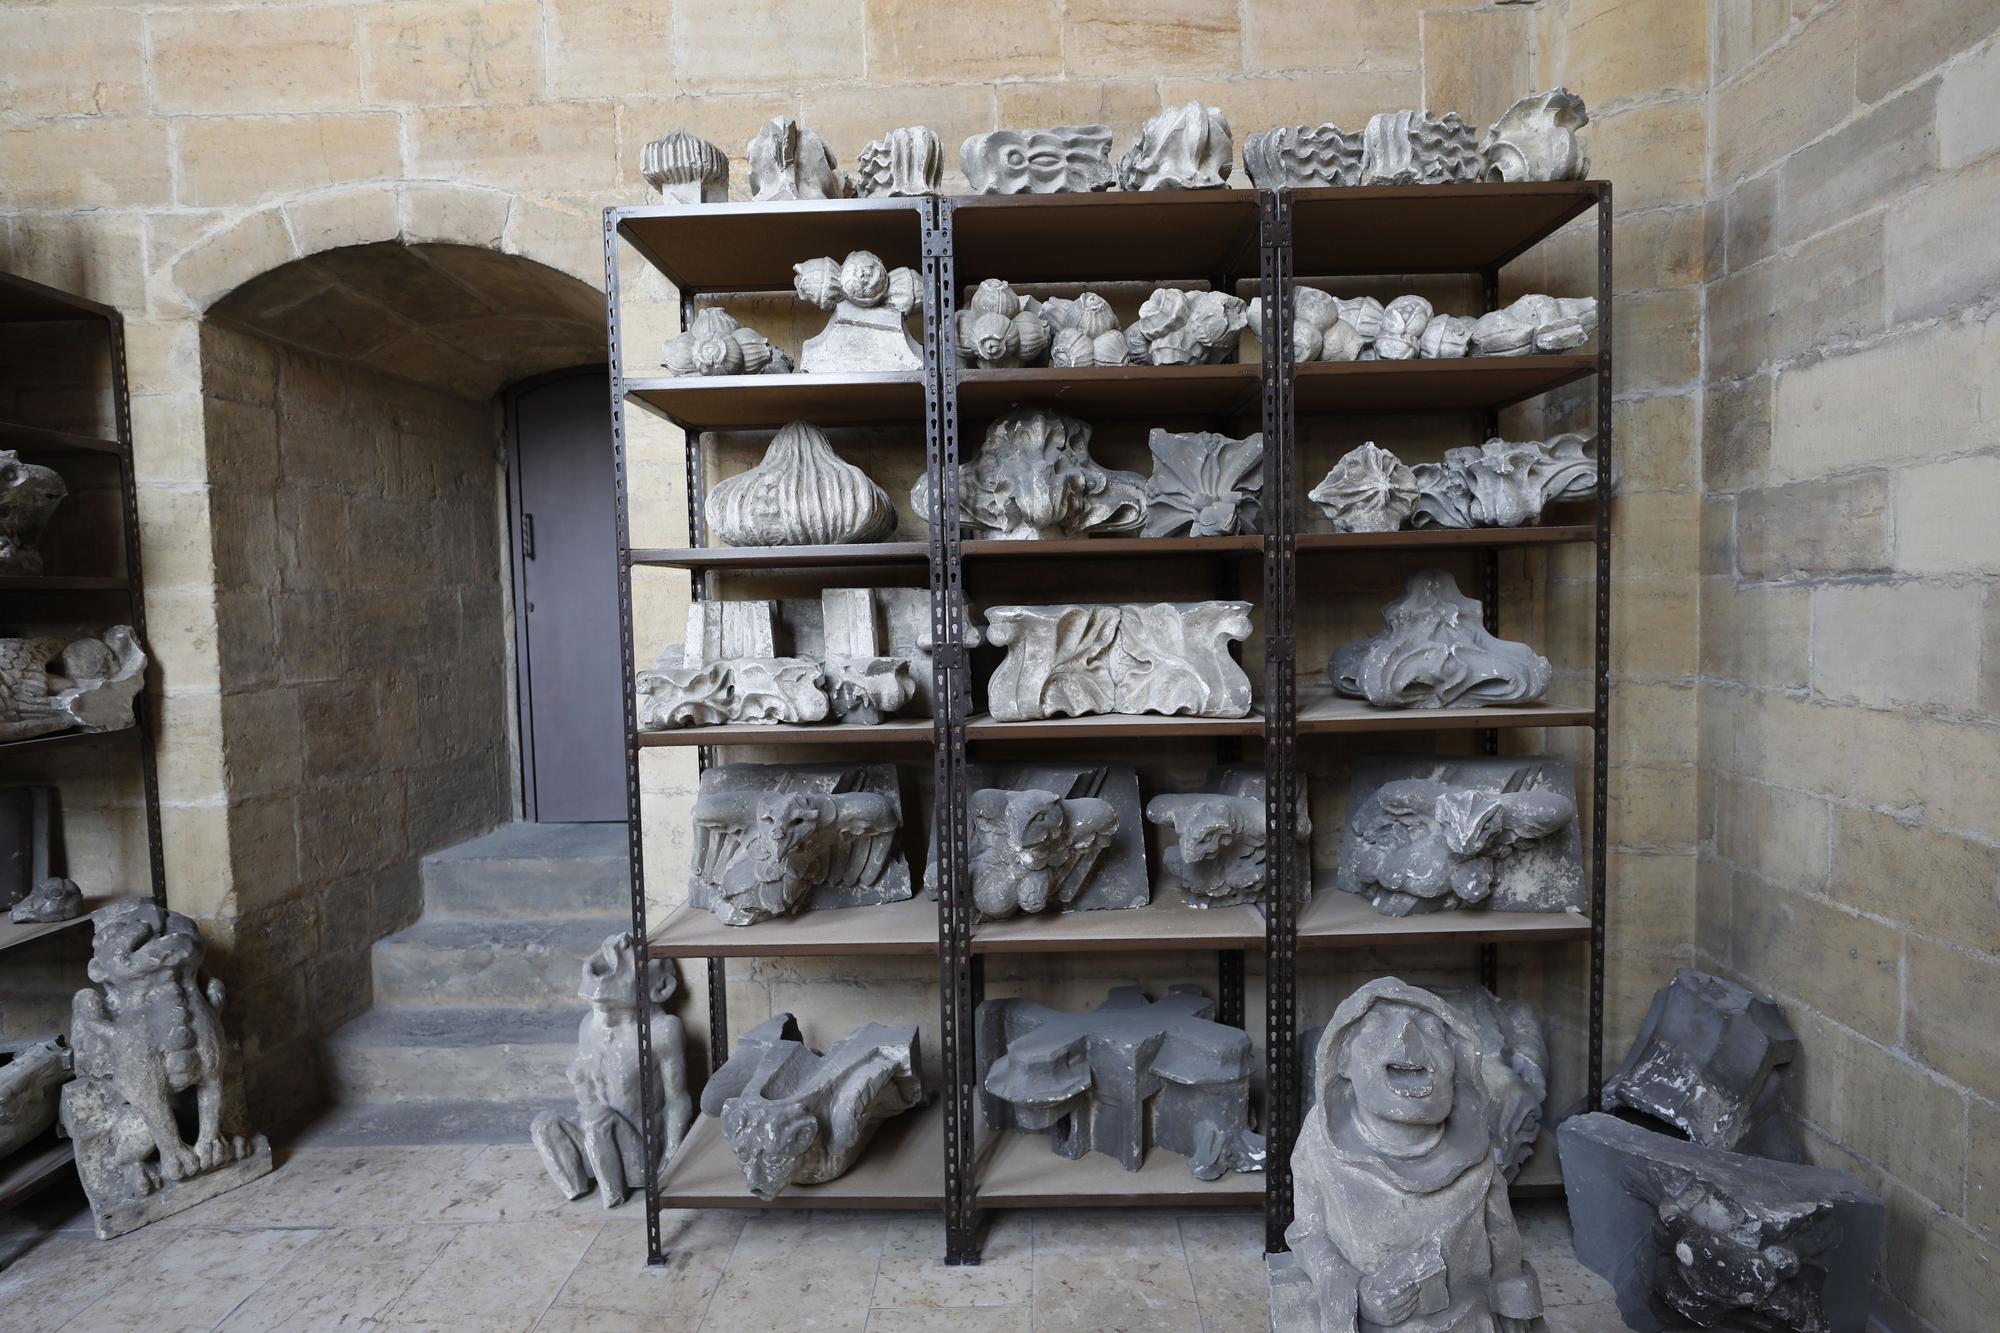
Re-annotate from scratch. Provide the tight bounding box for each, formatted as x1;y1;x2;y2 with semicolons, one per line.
984;601;1253;721
1329;571;1551;709
913;405;1146;540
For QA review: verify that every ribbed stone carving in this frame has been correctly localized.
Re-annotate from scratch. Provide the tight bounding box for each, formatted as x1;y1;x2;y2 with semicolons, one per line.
1413;433;1597;529
1242;124;1362;189
961;125;1116;194
912;405;1146;540
661;308;792;378
1374;295;1434;360
1358;110;1482;185
1470;294;1598;355
1117;102;1233;191
956;280;1050;368
1329;571;1551;709
855;125;941;197
1309;443;1420;533
1248;288;1376;362
1125;288;1247;365
1027;292;1129;367
1142;429;1264;537
747;117;850;201
706;422;895;547
1482;89;1590;182
640;129;728;203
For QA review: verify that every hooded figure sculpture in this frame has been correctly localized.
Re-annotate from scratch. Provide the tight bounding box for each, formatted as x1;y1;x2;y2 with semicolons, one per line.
1280;978;1542;1333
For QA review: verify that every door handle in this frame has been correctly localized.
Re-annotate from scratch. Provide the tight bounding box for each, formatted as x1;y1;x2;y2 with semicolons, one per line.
522;512;536;561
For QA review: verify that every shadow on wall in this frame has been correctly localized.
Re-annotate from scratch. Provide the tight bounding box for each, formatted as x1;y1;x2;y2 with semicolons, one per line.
196;241;605;1131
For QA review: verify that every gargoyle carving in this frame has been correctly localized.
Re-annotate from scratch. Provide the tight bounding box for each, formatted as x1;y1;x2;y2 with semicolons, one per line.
0;450;67;575
0;627;147;742
1329;571;1552;709
1146;766;1310;911
689;763;911;926
61;901;270;1237
911;405;1146;541
1142;429;1264;537
531;934;692;1207
961;125;1116;194
793;251;923;372
702;1014;924;1200
967;786;1120;921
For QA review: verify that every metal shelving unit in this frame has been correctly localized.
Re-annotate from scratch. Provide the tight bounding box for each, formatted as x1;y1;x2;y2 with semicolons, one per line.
602;180;1610;1269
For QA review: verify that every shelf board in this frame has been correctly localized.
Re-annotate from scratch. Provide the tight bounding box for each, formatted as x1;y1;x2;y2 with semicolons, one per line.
972;895;1263;953
957;363;1260;421
949;191;1263;286
965;711;1264;740
1296;690;1593;735
966;534;1261;559
0;1137;75;1211
636;718;934;747
0;420;124;457
974;1125;1263;1208
616;199;929;295
1297;888;1590;949
1289;181;1603;276
1294;355;1596;414
0;271;118;323
0;892;127;957
629;535;1262;569
626;372;926;431
0;725;136;756
660;1102;946;1209
0;575;130;592
649;893;939;958
1296;525;1595;553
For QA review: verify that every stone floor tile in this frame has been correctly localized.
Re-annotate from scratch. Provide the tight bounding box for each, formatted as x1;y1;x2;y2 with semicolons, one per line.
435;1145;600;1223
1543;1296;1631;1331
62;1226;317;1332
871;1211;1034;1308
539;1307;699;1332
730;1210;891;1259
176;1146;483;1228
1515;1200;1616;1308
699;1255;878;1333
551;1209;743;1316
1035;1251;1203;1333
864;1306;1033;1331
1034;1208;1187;1256
0;1228;174;1333
1179;1214;1269;1333
375;1219;600;1333
214;1225;458;1331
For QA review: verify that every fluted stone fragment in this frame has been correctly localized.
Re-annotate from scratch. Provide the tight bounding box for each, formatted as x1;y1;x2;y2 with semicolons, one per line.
1242;124;1362;188
641;130;728;203
1359;109;1482;185
706;422;895;546
662;307;792;378
856;126;941;196
1117;102;1233;191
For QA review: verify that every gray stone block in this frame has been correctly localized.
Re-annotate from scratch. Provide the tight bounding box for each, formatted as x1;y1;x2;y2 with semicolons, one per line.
371;916;616;1007
420;822;629;919
1558;1112;1884;1333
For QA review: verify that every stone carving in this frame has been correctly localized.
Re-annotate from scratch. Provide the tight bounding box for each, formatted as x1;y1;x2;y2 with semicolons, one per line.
705;422;895;547
1026;292;1129;367
0;451;66;575
1375;294;1433;360
1603;968;1803;1161
1146;766;1310;911
1417;313;1474;359
794;251;923;372
747;117;850;201
961;125;1116;194
0;1035;70;1159
1358;109;1483;185
532;934;692;1208
1559;1112;1884;1333
1271;978;1543;1333
819;587;916;724
640;129;728;203
912;405;1146;541
1329;571;1552;709
1117;101;1232;191
1309;443;1420;533
1248;288;1374;363
1242;124;1363;189
0;627;147;742
701;1014;923;1200
1470;294;1599;356
1432;985;1548;1182
689;762;911;926
926;763;1149;919
1335;754;1585;916
1142;429;1264;537
662;307;793;378
855;125;941;197
1413;433;1597;529
978;987;1265;1180
62;900;272;1238
985;601;1254;721
637;601;829;729
10;874;82;924
956;280;1051;369
1482;89;1590;183
1125;288;1248;365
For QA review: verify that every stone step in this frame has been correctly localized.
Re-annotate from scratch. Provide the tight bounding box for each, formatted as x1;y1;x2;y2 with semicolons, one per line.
321;1006;580;1105
371;916;620;1008
421;821;630;919
296;1097;574;1148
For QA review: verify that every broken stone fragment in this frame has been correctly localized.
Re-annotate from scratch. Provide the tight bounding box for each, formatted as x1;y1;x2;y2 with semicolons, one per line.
1117;101;1233;191
640;129;728;203
961;125;1116;194
747;117;850;201
1482;88;1591;183
9;874;82;924
1309;442;1419;533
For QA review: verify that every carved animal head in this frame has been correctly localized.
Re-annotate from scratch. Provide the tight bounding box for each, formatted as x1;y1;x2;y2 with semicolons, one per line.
1003;791;1071;867
578;932;677;1010
720;1097;820;1201
87;899;203;993
759;793;837;861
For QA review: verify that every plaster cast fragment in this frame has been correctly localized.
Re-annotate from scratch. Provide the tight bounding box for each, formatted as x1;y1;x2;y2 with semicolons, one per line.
0;450;66;575
1482;89;1591;183
983;601;1254;721
793;252;923;372
689;762;911;926
1309;442;1420;533
1359;109;1482;185
1117;102;1233;191
911;405;1146;541
1412;433;1597;529
0;627;147;742
1470;294;1599;356
956;280;1051;369
662;307;792;378
1418;313;1474;359
637;601;828;729
1025;292;1129;367
961;126;1116;194
925;763;1149;920
641;129;728;203
1374;294;1434;360
1125;288;1247;365
748;117;850;201
1142;429;1264;537
1242;124;1362;189
705;421;896;546
0;1035;70;1160
1248;288;1374;362
1329;570;1552;709
818;586;916;725
1146;765;1310;911
9;875;82;924
855;126;941;197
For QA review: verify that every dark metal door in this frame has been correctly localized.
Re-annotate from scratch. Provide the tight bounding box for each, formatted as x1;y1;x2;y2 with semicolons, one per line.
506;368;623;822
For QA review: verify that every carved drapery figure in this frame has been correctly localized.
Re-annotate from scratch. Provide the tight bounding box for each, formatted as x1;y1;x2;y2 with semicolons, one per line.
1146;767;1309;911
1272;978;1542;1333
1125;288;1248;365
960;125;1116;194
10;874;82;924
1026;292;1129;367
0;1035;70;1159
978;987;1265;1181
855;125;941;197
956;280;1052;369
984;601;1253;721
1310;443;1421;533
1142;429;1264;537
641;130;728;203
1481;89;1590;183
61;901;271;1238
702;1014;924;1200
1249;288;1375;363
662;308;792;378
1358;110;1482;185
0;450;67;575
911;405;1146;541
1329;571;1552;709
704;422;896;547
689;763;911;926
637;601;829;729
1242;124;1363;189
1334;754;1584;916
1560;1113;1884;1333
793;251;923;372
1413;433;1597;529
1117;102;1233;191
1469;294;1598;356
531;935;692;1207
748;117;850;201
0;626;147;742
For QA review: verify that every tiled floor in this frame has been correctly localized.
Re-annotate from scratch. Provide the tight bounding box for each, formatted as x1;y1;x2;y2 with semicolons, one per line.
0;1145;1629;1332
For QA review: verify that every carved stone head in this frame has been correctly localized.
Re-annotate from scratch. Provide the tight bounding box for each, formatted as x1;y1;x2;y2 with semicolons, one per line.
1341;1001;1458;1128
721;1097;820;1201
86;899;202;993
1002;790;1071;868
760;793;836;862
577;931;676;1011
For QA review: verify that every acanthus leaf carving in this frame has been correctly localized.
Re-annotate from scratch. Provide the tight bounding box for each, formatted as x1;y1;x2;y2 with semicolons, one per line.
1482;88;1590;183
912;405;1146;540
1328;571;1552;709
1142;429;1264;537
